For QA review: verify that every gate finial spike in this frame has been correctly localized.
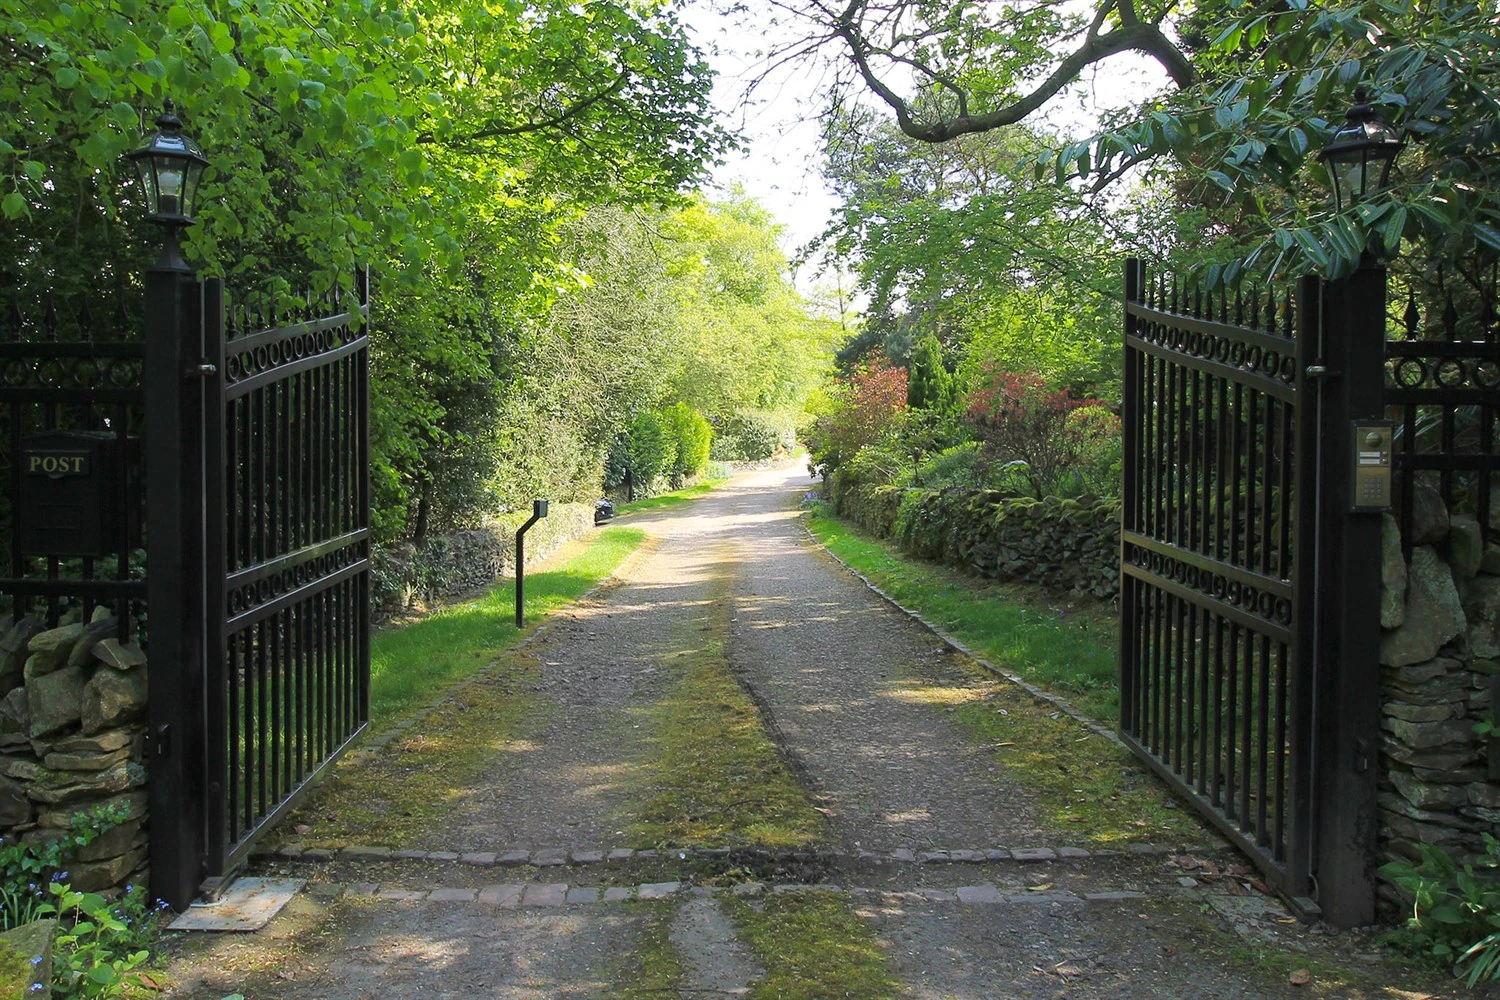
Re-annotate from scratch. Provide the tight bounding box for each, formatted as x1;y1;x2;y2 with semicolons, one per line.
1194;285;1203;319
1443;293;1458;340
1265;287;1279;334
1249;286;1259;328
77;297;95;343
1403;291;1419;340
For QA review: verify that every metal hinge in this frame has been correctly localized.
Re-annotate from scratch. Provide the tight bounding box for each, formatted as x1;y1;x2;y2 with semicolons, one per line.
187;363;218;377
150;723;171;758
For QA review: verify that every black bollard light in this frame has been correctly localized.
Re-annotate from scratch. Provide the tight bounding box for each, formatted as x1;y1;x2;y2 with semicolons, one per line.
515;499;549;628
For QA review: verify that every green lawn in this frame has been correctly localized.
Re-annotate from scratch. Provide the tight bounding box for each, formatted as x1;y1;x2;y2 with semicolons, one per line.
369;525;646;723
803;504;1120;722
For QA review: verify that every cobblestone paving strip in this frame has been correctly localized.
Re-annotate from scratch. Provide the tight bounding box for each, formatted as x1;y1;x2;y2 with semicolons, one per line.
292;879;1174;909
260;841;1204;865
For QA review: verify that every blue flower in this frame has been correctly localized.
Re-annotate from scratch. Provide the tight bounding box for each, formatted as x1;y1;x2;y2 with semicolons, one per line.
28;956;40;965
29;983;43;992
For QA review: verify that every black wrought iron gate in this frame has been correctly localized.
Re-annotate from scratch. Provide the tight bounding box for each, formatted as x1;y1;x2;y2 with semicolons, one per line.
1120;259;1319;906
1120;257;1386;926
147;267;371;906
202;272;372;880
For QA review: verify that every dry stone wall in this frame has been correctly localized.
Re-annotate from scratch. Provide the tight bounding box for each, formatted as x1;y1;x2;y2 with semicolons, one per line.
1378;484;1500;872
0;608;149;894
371;501;596;620
834;484;1120;600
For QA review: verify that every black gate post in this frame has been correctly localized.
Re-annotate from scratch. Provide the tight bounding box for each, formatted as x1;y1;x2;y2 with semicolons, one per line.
1311;257;1386;926
144;258;209;911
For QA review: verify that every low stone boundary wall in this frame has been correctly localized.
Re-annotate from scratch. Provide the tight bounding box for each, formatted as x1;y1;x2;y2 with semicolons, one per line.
0;610;149;893
833;484;1119;600
371;502;596;620
1378;484;1499;873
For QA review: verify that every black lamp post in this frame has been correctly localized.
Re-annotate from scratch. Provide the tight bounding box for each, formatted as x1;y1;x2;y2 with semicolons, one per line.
1319;86;1404;214
1308;88;1400;932
129;97;215;912
126;99;210;270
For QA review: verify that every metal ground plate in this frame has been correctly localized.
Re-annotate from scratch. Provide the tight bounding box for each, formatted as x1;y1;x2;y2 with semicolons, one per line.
168;876;307;932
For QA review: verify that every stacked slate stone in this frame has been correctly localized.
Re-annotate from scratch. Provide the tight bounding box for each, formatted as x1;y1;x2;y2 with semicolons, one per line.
961;496;1120;599
0;608;148;893
1378;483;1500;871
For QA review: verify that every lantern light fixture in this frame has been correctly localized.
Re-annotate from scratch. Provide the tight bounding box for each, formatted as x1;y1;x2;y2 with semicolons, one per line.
1319;86;1404;213
126;99;210;229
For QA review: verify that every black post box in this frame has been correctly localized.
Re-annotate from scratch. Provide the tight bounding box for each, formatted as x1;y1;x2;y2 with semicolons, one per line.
18;430;139;558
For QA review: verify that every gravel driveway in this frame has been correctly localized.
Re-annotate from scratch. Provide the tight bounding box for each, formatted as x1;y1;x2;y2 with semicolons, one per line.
162;465;1461;1000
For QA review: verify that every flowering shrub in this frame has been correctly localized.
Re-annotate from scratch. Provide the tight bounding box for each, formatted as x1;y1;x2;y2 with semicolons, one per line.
963;367;1119;499
806;351;909;474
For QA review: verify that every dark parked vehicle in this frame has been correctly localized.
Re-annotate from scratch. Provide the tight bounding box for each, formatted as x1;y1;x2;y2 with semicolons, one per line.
595;498;616;523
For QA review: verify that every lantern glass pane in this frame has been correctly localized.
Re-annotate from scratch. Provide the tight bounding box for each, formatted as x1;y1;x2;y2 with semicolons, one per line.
1334;157;1365;207
131;157;159;215
181;160;206;220
154;156;187;217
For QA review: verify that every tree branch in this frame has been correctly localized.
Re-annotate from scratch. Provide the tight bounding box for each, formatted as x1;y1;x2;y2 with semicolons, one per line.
836;8;1195;143
417;70;632;146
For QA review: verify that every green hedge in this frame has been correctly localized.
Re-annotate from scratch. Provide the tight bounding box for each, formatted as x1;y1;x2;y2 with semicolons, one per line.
834;483;1119;599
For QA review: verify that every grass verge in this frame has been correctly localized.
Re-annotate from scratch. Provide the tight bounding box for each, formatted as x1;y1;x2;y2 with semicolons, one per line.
615;476;729;516
804;504;1120;721
625;559;828;849
370;525;645;723
722;891;901;999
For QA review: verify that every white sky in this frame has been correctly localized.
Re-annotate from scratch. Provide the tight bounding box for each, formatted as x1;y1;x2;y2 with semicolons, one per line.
682;2;1175;290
